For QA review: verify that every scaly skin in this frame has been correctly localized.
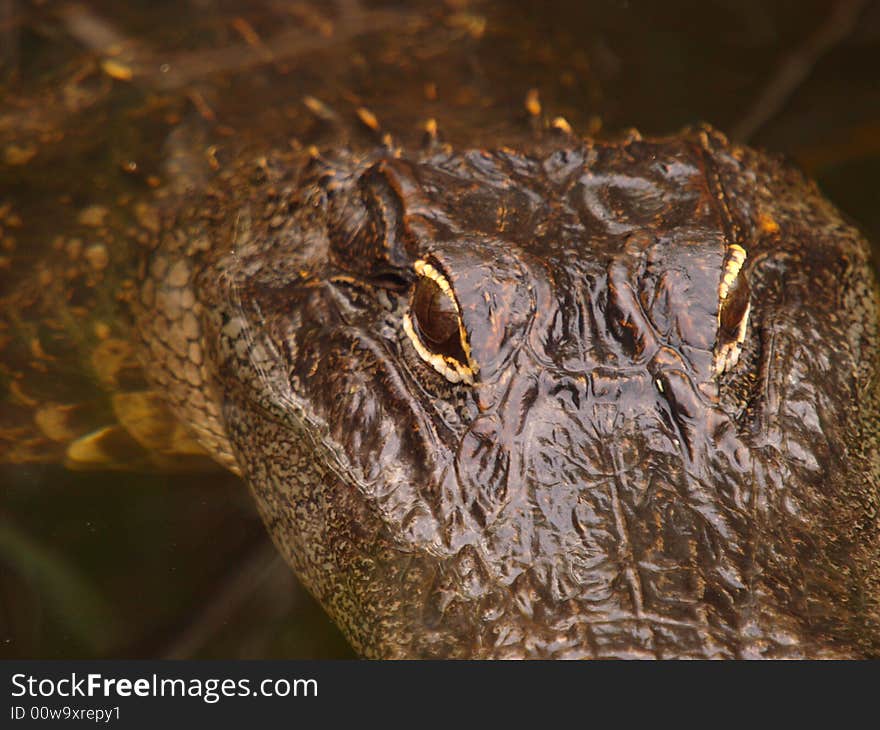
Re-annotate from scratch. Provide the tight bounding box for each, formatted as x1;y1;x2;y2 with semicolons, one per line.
138;124;880;658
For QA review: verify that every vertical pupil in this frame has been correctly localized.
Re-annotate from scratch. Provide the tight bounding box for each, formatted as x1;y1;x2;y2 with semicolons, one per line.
411;277;467;363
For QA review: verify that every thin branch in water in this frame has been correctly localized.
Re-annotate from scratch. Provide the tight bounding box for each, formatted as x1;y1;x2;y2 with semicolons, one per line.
732;0;869;142
155;539;289;660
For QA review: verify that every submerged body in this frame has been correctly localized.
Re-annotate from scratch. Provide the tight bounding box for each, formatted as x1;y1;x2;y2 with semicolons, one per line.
137;124;880;658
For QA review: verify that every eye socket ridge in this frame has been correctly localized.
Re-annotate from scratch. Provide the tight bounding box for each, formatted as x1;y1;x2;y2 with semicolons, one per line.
403;258;477;384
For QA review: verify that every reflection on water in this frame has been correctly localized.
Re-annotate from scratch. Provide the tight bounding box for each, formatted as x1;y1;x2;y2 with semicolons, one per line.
1;0;878;658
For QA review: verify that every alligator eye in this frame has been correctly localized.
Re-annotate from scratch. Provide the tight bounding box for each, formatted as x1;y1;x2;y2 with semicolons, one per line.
403;259;476;384
411;278;464;355
714;244;751;376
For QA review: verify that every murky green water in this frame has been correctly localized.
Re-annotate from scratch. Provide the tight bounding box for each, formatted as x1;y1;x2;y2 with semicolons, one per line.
1;0;878;658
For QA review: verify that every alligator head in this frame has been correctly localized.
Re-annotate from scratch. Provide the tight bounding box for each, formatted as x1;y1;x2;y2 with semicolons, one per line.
141;125;880;658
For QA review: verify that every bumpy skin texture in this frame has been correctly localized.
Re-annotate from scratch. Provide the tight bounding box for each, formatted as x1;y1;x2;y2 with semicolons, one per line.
139;125;880;658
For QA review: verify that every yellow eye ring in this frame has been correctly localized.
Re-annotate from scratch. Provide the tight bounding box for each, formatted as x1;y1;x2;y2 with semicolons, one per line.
403;259;477;384
714;244;750;376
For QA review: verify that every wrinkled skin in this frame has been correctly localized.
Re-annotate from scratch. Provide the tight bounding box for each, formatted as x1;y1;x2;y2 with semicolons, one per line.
139;125;880;658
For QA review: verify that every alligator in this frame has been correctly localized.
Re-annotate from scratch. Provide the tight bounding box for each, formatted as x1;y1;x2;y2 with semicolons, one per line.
2;2;879;660
132;121;880;658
